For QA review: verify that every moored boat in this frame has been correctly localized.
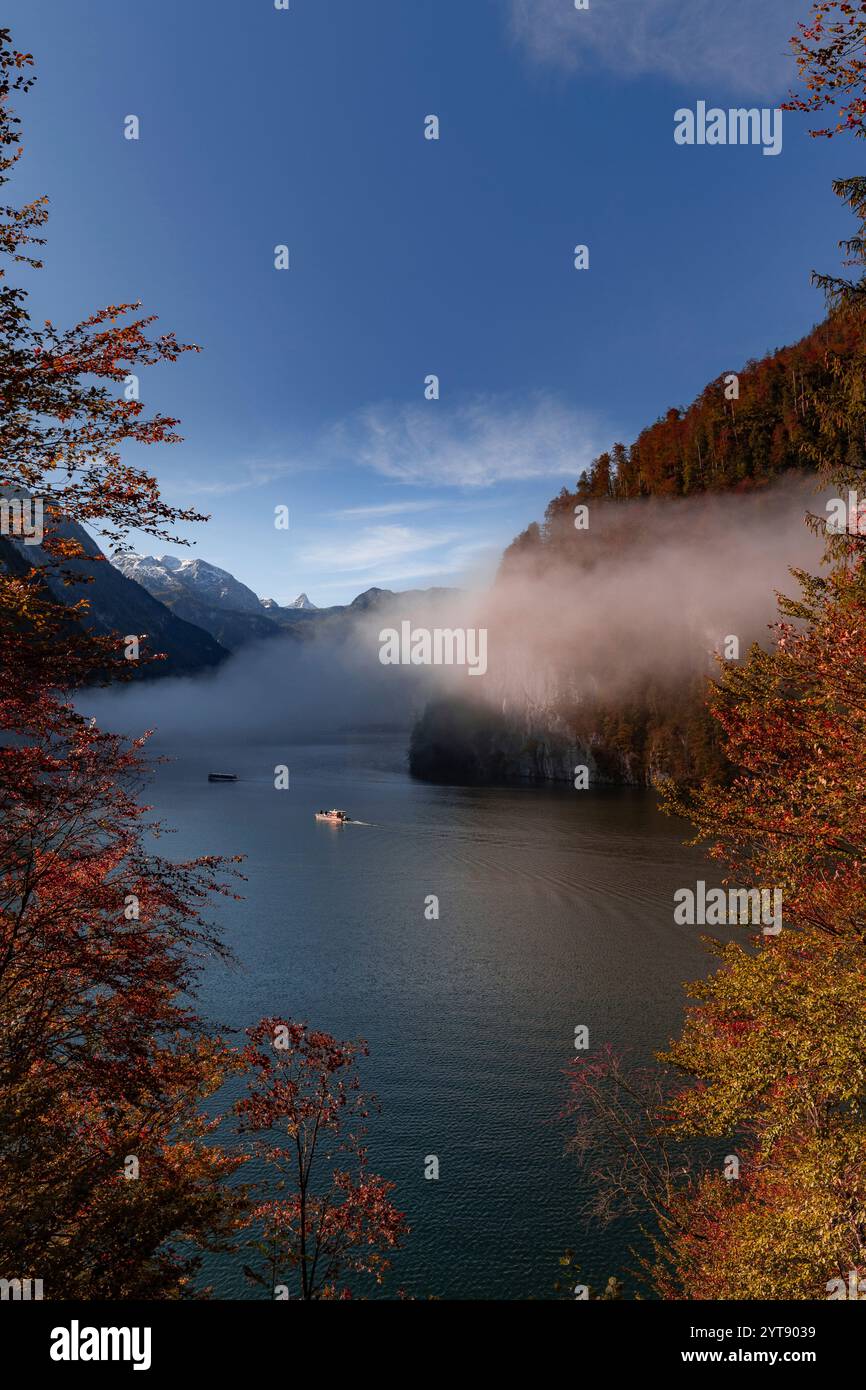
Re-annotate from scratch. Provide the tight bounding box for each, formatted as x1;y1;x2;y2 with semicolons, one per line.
208;773;238;783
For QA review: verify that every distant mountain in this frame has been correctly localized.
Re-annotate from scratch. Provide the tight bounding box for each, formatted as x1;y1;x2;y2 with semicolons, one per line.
2;509;464;675
1;523;228;678
93;541;464;653
347;587;390;612
113;552;284;651
260;585;463;639
347;586;458;612
115;553;264;614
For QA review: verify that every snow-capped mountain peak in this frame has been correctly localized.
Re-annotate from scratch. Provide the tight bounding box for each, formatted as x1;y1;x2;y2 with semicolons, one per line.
114;552;264;615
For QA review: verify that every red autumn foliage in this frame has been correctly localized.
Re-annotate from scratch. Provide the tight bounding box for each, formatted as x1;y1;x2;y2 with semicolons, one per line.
236;1020;409;1300
785;1;866;139
0;26;250;1296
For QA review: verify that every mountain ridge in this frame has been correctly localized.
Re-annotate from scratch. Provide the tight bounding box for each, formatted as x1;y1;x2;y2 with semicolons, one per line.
0;522;229;679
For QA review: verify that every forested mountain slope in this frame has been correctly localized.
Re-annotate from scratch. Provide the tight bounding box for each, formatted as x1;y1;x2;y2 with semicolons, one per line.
411;315;850;787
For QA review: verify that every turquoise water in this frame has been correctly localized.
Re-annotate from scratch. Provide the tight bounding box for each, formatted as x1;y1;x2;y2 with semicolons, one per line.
142;733;717;1300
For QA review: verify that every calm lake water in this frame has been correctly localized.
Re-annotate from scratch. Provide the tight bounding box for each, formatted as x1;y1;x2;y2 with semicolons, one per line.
140;732;719;1300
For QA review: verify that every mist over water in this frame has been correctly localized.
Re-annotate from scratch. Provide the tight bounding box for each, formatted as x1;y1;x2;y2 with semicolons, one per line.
83;475;826;744
83;620;450;747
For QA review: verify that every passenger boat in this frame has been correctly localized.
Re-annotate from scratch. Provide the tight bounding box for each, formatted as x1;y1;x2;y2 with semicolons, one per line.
208;773;238;783
315;808;349;824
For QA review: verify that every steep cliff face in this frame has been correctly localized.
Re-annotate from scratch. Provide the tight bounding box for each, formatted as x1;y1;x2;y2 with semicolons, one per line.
409;698;627;786
409;675;726;788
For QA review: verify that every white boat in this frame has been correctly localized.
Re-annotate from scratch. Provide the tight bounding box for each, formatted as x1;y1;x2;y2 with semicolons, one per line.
315;808;349;824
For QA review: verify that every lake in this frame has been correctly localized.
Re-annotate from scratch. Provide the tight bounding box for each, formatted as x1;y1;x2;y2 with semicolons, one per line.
140;731;719;1300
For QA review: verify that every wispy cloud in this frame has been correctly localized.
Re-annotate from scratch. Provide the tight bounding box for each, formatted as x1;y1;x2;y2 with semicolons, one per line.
328;500;441;520
507;0;796;96
195;396;609;500
176;477;256;498
294;523;503;597
345;394;609;489
306;551;494;596
172;459;307;499
298;524;465;575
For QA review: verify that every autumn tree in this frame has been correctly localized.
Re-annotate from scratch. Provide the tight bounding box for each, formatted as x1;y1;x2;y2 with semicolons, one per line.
562;1;866;1300
0;27;249;1296
0;687;252;1297
646;2;866;1298
650;557;866;1298
786;2;866;553
236;1020;408;1300
786;0;866;140
563;551;866;1299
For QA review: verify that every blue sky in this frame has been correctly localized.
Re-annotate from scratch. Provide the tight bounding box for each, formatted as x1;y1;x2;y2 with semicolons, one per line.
5;0;852;605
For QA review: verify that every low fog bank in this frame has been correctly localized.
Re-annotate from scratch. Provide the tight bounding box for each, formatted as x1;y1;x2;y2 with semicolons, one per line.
477;475;828;710
82;476;828;745
81;590;482;748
